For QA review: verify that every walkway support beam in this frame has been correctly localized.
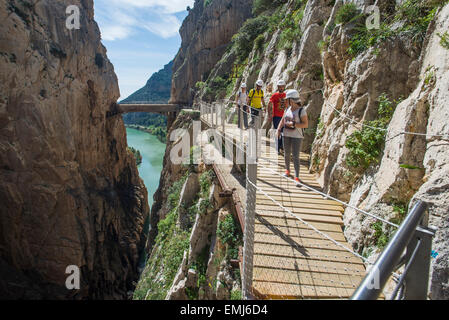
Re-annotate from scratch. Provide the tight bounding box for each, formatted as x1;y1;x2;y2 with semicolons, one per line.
118;104;180;114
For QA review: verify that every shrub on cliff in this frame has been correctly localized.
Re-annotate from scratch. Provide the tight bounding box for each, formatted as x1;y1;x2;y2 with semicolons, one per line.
253;0;288;15
347;0;446;58
128;147;142;166
231;15;269;62
335;3;360;25
345;94;400;169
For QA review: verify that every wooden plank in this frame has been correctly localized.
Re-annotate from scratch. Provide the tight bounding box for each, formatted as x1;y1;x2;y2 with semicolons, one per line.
253;243;364;265
255;209;344;225
255;216;344;234
254;231;349;251
255;225;347;245
257;183;324;194
252;281;354;299
256;186;326;197
256;193;342;206
253;268;363;290
257;172;319;180
253;254;366;275
256;201;344;215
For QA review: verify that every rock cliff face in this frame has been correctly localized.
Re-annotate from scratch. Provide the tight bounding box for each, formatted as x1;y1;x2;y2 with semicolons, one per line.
170;0;253;105
134;111;242;300
169;0;448;299
0;0;149;299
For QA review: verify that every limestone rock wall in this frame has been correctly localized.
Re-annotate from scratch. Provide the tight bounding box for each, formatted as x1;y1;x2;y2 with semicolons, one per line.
170;0;253;105
313;1;449;299
0;0;149;299
178;0;449;298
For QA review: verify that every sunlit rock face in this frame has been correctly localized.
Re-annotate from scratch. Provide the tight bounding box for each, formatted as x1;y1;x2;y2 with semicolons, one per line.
0;0;149;299
170;0;253;105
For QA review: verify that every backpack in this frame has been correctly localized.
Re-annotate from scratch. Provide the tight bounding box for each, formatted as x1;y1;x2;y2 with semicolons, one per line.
248;89;263;106
284;107;304;136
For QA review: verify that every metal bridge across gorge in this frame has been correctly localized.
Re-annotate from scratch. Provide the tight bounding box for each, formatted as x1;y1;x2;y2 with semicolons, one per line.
120;101;436;300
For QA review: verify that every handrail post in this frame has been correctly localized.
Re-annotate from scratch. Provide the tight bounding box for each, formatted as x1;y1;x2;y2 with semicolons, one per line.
209;104;212;126
351;201;436;300
243;126;257;300
403;210;436;299
222;103;226;134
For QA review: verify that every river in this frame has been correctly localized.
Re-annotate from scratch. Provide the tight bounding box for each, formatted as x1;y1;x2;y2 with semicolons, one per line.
126;127;166;207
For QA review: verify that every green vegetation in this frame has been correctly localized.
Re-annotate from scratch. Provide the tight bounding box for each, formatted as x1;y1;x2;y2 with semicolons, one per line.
232;15;270;63
316;117;325;139
371;221;389;249
127;147;142;166
134;169;219;300
317;36;331;54
424;65;436;86
133;173;190;300
400;164;425;170
371;201;409;249
200;170;215;197
346;93;400;169
393;202;408;220
195;81;206;90
217;214;242;260
253;0;288;15
335;3;360;25
187;245;211;300
202;75;235;101
204;0;213;7
167;174;189;210
230;289;242;300
125;115;167;143
347;0;446;58
275;6;305;54
437;31;449;49
309;64;324;81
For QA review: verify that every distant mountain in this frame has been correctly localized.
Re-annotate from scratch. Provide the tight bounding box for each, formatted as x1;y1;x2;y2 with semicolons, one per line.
121;60;174;143
121;60;173;104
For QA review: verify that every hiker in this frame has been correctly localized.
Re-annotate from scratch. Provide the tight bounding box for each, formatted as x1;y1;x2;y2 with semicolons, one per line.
234;82;249;129
247;79;267;128
268;79;287;154
276;89;309;185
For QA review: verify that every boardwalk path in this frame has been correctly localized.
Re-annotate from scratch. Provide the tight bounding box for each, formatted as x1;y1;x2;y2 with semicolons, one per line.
201;108;366;299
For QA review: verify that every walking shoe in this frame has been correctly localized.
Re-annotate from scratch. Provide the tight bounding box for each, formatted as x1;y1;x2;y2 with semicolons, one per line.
295;177;302;185
283;170;290;177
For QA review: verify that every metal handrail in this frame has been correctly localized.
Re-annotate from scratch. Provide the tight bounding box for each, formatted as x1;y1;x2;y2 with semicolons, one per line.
351;201;434;300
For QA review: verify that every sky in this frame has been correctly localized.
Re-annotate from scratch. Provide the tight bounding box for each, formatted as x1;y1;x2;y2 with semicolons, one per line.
93;0;195;100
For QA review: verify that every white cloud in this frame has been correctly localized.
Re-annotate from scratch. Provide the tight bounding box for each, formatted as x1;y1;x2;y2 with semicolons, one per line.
101;25;133;41
95;0;194;41
142;14;182;39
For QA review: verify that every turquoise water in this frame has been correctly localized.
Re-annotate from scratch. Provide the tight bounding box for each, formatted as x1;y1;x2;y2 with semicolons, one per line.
126;128;166;207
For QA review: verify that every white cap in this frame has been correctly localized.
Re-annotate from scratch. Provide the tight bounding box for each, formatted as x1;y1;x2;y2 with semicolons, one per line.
285;89;300;100
240;82;247;88
256;79;264;87
277;80;286;86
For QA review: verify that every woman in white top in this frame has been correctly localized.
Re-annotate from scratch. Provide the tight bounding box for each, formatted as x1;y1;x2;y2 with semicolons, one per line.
235;82;249;129
276;89;309;184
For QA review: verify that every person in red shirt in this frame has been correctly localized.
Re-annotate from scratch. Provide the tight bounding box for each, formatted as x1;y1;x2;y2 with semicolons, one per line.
269;80;287;154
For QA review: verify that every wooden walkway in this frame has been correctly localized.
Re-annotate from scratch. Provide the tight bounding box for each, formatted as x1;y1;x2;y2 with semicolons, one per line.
200;108;366;299
252;151;365;299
